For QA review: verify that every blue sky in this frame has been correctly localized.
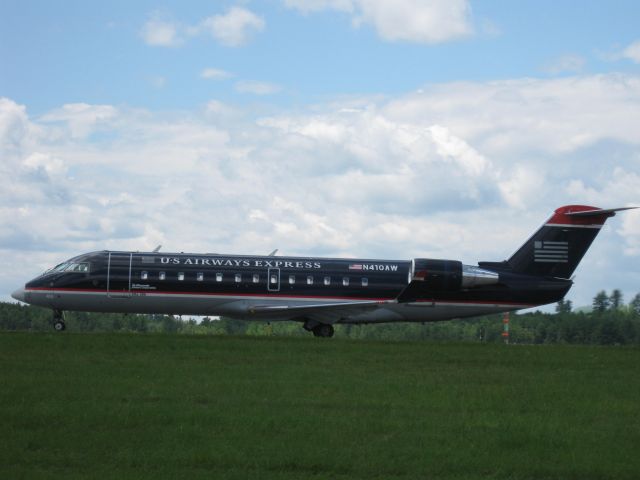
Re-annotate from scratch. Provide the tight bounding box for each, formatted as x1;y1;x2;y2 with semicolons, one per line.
3;1;640;112
1;0;639;308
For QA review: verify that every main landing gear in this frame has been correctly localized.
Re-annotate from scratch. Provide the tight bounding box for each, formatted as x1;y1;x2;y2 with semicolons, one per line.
303;320;334;338
52;310;66;332
313;323;334;338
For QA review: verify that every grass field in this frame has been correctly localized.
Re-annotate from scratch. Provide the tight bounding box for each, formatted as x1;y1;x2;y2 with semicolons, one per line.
1;333;639;479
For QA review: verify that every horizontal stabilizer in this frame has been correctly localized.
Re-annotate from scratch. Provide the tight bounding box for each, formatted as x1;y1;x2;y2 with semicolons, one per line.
565;206;637;217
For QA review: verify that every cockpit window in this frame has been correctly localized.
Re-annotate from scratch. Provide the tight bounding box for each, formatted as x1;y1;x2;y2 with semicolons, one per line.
41;261;88;276
65;262;90;273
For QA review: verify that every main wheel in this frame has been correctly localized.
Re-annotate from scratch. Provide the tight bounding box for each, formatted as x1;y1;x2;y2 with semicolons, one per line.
53;320;66;331
313;324;334;338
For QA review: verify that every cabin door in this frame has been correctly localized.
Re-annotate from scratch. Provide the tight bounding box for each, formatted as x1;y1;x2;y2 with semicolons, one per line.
267;268;280;292
107;252;132;298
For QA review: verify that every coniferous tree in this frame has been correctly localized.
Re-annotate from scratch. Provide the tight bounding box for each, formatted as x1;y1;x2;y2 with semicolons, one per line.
609;289;623;310
555;299;572;313
593;290;611;313
630;293;640;316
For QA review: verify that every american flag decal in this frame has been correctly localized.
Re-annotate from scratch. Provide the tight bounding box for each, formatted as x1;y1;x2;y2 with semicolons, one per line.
349;264;363;270
534;240;568;263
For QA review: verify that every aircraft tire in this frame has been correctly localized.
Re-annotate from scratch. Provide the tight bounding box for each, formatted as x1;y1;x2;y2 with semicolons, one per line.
53;320;66;332
313;324;334;338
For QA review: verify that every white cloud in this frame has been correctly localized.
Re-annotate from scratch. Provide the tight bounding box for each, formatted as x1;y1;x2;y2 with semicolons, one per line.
0;97;32;156
564;168;640;240
497;165;545;210
39;103;118;139
2;74;639;307
543;54;586;74
235;81;282;95
23;152;67;175
140;14;182;47
140;7;265;48
427;124;489;176
199;7;265;47
384;75;640;157
619;207;640;256
285;0;473;43
622;40;640;63
284;0;354;13
200;68;233;80
204;100;238;118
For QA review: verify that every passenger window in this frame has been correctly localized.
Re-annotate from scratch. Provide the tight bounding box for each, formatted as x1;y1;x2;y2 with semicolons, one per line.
197;272;204;281
178;272;185;281
235;274;241;283
141;271;148;280
159;271;166;280
362;277;368;287
252;274;259;283
270;275;277;284
307;276;313;285
289;275;295;284
343;277;349;286
216;273;223;282
324;276;330;286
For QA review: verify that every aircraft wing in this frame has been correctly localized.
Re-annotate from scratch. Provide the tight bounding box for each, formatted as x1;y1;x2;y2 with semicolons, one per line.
247;300;387;324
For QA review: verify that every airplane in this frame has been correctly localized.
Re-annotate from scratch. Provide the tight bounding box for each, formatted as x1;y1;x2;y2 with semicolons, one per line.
11;205;637;337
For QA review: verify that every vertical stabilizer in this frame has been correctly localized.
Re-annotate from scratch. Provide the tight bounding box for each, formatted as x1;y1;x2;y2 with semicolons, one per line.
506;205;634;278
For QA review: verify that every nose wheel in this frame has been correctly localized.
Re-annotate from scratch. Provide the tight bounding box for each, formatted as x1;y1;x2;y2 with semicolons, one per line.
53;310;66;332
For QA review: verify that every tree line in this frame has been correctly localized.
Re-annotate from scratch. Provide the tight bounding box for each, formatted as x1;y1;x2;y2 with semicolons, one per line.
2;289;640;344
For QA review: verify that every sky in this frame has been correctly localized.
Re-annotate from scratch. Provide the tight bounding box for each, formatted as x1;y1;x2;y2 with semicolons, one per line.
1;0;639;309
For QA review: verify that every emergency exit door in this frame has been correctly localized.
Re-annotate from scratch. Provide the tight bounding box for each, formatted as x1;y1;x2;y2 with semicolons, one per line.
267;268;280;292
107;252;132;298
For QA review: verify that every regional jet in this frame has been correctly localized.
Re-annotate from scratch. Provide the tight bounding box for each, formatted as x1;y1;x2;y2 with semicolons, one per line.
11;205;636;337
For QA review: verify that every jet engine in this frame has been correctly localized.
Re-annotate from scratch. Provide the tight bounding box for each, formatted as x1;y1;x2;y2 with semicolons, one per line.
410;259;499;291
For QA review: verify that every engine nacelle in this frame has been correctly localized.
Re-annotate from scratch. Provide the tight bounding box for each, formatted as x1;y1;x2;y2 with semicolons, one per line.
411;259;462;290
410;258;499;291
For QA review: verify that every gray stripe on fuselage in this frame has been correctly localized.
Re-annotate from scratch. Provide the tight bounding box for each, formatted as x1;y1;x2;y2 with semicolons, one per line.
26;289;532;323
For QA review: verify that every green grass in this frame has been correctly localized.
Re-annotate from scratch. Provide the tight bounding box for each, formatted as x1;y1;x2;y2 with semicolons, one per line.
1;333;639;479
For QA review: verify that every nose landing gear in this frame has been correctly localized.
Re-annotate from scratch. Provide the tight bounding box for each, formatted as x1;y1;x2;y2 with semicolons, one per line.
53;310;66;331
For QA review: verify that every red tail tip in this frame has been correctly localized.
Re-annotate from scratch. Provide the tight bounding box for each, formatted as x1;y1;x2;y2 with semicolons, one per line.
546;205;638;226
547;205;608;226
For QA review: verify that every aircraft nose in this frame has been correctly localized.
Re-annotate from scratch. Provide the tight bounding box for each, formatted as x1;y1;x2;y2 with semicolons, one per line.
11;288;26;302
